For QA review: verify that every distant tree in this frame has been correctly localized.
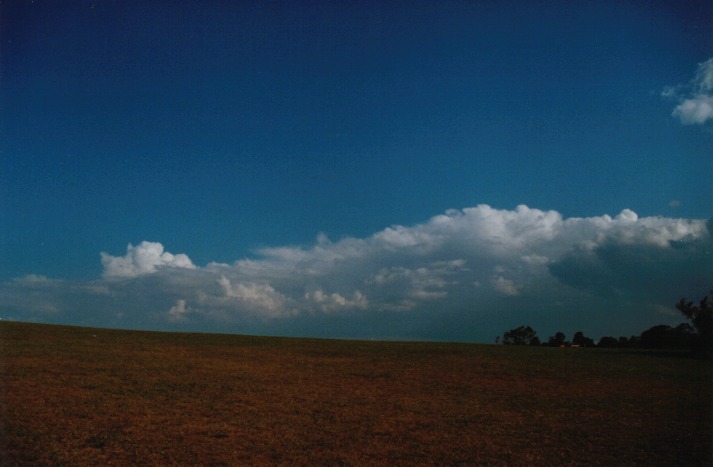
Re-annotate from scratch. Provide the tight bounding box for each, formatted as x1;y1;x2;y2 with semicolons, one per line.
547;331;567;347
597;336;619;348
572;331;595;347
627;335;641;348
640;325;669;349
639;324;694;349
503;326;538;345
676;288;713;357
618;336;630;347
529;336;541;346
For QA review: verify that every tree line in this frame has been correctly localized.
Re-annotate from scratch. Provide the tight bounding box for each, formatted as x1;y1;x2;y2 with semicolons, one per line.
500;288;712;358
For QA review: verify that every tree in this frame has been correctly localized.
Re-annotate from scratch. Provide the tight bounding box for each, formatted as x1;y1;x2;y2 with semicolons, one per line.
639;324;694;349
572;331;595;347
503;325;538;345
547;331;567;347
639;325;670;349
627;335;641;348
676;288;713;357
597;336;619;348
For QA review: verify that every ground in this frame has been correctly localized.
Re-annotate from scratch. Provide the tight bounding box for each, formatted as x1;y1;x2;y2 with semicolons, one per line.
1;321;711;465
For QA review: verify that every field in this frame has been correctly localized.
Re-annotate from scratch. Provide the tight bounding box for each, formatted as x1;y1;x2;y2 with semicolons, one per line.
1;321;711;465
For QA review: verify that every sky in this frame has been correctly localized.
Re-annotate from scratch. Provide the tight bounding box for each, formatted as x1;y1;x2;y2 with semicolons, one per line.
1;0;712;342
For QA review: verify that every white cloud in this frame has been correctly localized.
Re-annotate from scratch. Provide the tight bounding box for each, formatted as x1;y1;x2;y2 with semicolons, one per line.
673;96;713;125
15;274;53;284
366;260;464;306
491;276;520;296
305;289;368;313
1;205;710;341
101;241;196;278
665;57;713;125
217;276;291;318
167;299;191;322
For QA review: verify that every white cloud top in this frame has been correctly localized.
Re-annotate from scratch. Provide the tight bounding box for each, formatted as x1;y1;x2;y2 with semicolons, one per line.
1;205;710;340
100;241;195;278
665;57;713;125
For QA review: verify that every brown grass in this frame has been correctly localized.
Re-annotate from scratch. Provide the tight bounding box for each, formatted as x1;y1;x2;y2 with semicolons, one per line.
1;321;711;465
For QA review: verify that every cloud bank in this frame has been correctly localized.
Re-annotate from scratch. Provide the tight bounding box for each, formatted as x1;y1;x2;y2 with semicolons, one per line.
664;57;713;125
1;205;710;341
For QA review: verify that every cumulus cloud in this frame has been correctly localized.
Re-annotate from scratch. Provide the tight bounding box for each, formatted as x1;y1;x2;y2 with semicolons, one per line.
1;205;710;341
217;276;291;318
167;299;191;322
664;57;713;125
305;289;368;313
101;241;195;278
673;96;713;124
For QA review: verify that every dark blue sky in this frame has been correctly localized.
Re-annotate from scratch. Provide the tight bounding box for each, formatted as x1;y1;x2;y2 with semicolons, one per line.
1;1;711;341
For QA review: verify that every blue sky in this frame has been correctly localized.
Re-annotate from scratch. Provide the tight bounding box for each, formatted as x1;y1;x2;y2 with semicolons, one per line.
1;0;712;342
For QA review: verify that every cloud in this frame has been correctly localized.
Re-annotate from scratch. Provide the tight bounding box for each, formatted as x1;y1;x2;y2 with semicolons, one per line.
101;241;196;278
217;276;292;318
491;276;519;296
1;205;710;341
305;289;368;313
167;299;191;322
672;96;713;125
664;57;713;125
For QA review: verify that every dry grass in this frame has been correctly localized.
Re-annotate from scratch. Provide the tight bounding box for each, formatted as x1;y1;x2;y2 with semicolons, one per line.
1;321;711;465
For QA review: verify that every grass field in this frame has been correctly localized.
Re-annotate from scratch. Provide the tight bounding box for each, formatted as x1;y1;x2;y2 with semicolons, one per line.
1;321;711;465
